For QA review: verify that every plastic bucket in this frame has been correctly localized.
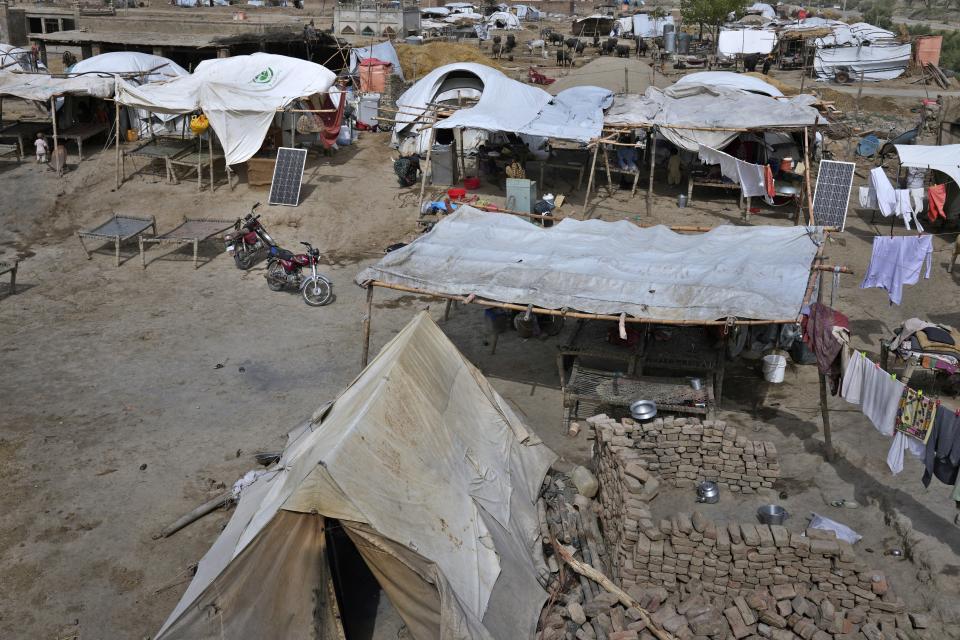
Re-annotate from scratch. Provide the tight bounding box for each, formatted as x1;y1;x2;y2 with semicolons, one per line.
677;194;687;208
762;354;787;383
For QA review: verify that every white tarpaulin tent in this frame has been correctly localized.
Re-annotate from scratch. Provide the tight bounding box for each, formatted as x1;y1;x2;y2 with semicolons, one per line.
393;63;610;149
0;69;114;100
115;53;336;165
69;51;188;83
747;2;776;19
604;84;821;152
154;311;555;640
487;11;520;29
356;207;823;322
815;21;896;48
632;13;674;37
349;41;405;81
814;43;911;81
675;71;783;97
717;28;777;57
896;144;960;189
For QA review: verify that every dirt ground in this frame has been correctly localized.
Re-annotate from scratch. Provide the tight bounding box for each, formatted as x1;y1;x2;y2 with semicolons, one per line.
2;59;960;639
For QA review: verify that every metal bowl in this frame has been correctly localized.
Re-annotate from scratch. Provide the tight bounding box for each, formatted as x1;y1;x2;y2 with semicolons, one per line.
629;399;657;421
757;504;789;525
696;481;719;504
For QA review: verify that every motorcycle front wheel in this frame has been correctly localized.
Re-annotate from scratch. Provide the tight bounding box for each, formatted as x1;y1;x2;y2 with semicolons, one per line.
234;249;257;270
266;261;286;292
301;277;333;307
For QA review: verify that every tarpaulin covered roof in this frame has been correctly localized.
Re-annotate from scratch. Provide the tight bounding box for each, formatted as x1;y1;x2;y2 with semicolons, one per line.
675;71;783;97
395;63;611;143
68;51;188;83
356;206;824;322
116;53;334;165
349;41;405;81
154;311;555;640
604;84;821;151
0;69;114;100
814;43;911;81
896;144;960;189
0;44;37;72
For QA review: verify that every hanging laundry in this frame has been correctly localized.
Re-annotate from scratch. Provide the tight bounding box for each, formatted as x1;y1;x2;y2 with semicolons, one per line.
697;145;738;182
860;235;933;305
858;186;878;210
698;145;772;203
895;387;937;443
764;165;775;200
894;189;922;232
928;184;946;222
869;167;897;217
921;406;960;487
910;188;925;217
802;303;849;394
841;351;906;436
906;166;926;190
887;430;926;475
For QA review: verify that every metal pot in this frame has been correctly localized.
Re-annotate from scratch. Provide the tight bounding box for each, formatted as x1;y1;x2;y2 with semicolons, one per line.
689;377;704;391
629;399;657;421
696;481;719;504
757;504;789;525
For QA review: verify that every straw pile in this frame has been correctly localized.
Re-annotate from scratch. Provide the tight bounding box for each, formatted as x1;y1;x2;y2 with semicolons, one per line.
395;42;505;80
743;72;799;96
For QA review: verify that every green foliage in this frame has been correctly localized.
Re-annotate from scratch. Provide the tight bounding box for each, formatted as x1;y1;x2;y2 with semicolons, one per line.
857;0;894;29
680;0;747;27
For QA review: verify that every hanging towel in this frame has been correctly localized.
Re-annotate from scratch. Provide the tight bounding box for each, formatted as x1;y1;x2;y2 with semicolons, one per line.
928;184;947;222
869;167;897;217
858;186;878;210
841;352;905;436
841;349;867;404
697;145;739;183
860;235;933;305
887;430;926;475
894;189;919;231
910;188;925;217
736;159;768;199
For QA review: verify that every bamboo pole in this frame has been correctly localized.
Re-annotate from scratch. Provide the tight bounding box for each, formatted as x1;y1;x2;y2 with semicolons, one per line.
552;542;676;640
115;80;121;189
815;272;835;462
366;280;833;327
49;96;58;153
361;286;374;368
646;131;657;217
804;127;814;225
208;130;214;194
473;203;557;222
602;141;613;191
416;120;438;214
582;142;600;216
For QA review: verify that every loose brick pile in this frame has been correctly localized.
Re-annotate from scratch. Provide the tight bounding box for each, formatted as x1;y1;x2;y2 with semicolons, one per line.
589;414;780;492
566;415;930;640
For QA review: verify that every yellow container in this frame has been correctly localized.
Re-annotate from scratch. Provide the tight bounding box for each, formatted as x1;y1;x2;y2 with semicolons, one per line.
190;114;209;136
126;129;139;142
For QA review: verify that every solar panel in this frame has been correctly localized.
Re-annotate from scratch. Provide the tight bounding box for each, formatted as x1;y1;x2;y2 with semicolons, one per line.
811;160;855;231
268;147;308;207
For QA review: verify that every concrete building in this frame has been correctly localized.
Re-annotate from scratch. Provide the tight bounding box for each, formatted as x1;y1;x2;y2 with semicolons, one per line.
333;1;419;40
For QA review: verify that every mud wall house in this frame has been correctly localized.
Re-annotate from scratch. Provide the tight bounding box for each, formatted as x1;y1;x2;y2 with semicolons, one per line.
333;1;419;40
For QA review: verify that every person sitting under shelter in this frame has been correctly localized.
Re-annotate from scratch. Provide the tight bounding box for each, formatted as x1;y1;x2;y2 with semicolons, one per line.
616;135;639;173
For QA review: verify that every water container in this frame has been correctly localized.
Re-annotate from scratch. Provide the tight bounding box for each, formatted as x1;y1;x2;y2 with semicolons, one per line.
664;31;676;53
662;22;675;34
762;353;787;383
336;124;352;146
677;32;691;54
677;193;687;208
357;93;380;127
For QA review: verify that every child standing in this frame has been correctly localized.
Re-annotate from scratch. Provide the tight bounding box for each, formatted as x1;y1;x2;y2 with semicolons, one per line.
34;133;49;164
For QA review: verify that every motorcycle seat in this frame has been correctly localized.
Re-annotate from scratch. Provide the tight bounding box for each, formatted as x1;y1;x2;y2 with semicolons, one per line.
275;248;295;260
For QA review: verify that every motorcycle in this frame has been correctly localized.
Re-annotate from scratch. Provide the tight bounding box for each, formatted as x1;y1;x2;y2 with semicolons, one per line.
265;241;334;307
224;203;276;270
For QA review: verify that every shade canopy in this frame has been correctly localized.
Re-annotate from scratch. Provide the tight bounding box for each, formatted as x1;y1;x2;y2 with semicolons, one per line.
156;311;555;640
0;69;114;100
116;53;335;164
895;144;960;189
356;207;824;323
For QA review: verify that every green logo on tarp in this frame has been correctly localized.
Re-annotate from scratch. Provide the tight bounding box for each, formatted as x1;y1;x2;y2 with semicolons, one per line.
253;67;275;84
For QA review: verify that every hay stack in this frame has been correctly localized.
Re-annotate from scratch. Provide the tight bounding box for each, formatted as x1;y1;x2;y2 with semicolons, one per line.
395;42;505;80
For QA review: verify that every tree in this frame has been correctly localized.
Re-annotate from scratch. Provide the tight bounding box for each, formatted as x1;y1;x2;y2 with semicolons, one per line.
857;0;893;29
680;0;746;49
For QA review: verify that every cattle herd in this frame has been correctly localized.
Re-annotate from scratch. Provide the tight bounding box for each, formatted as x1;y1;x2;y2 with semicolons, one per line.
541;30;650;67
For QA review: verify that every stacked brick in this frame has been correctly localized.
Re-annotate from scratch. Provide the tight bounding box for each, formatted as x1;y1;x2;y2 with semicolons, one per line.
590;414;780;492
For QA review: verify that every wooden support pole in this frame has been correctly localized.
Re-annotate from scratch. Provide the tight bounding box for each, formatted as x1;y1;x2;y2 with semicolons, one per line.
115;88;121;190
582;142;600;216
815;272;835;462
804;127;814;226
602;142;613;192
360;285;374;368
49;96;58;153
646;131;657;218
417;121;437;214
208;130;214;194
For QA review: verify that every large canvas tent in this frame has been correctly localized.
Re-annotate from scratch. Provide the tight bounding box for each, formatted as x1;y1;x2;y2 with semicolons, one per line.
155;311;555;640
116;53;336;165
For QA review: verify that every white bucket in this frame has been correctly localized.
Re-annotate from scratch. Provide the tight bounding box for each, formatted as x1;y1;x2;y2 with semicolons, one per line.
762;354;787;383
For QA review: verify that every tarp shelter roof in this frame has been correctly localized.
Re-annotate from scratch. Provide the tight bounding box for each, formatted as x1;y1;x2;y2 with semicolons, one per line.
395;63;610;143
486;11;521;28
154;311;555;640
116;53;335;165
604;84;822;151
68;51;189;83
356;206;824;322
896;144;960;189
547;57;668;96
815;21;896;47
748;2;776;19
718;28;777;56
814;43;910;81
0;69;114;100
0;44;35;72
675;71;783;97
349;41;405;81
